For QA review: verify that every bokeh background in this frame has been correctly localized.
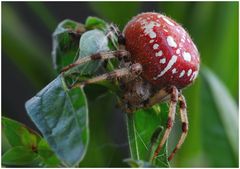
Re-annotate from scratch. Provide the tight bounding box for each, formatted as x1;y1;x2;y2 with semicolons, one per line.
2;1;238;167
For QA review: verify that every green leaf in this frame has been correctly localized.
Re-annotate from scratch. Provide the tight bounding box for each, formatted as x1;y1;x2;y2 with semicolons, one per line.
52;19;85;72
63;29;111;87
123;158;154;168
1;128;12;154
79;29;110;59
2;117;61;167
2;146;38;166
126;105;170;167
37;139;61;167
85;16;119;69
200;67;238;167
85;16;107;30
78;29;109;73
2;117;41;148
25;75;89;167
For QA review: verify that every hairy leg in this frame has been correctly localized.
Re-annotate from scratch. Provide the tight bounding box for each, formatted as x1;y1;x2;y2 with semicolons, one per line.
152;86;178;161
168;94;188;161
61;50;130;72
143;88;170;108
70;63;142;88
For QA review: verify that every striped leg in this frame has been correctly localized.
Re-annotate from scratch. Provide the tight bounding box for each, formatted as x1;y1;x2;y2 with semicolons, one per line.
152;86;178;161
70;63;142;89
168;94;188;161
61;50;130;72
143;88;170;108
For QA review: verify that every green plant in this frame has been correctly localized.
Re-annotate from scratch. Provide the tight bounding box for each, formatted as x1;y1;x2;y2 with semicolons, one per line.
26;17;172;167
2;2;238;168
2;15;238;168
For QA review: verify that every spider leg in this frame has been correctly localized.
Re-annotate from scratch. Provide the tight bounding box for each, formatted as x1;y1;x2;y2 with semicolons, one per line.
61;50;130;72
70;63;142;88
124;87;168;113
143;89;169;108
152;86;178;161
106;24;125;48
168;94;188;161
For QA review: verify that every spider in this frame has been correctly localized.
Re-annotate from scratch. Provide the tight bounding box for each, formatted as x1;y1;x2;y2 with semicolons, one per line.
61;12;200;162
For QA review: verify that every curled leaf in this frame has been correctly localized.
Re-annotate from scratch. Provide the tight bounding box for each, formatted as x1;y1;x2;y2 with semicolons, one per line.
85;16;107;30
52;19;85;72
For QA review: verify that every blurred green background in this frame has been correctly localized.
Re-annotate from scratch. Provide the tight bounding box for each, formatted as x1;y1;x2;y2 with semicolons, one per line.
2;1;238;167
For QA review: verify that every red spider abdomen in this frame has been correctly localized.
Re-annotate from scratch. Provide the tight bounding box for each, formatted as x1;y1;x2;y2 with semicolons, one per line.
123;12;200;89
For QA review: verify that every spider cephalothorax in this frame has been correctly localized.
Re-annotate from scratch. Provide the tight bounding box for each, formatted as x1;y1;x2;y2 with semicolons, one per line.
62;12;200;162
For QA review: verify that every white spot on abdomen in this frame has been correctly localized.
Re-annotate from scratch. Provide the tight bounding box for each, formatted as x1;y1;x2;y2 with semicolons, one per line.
183;52;191;62
163;28;168;32
163;17;175;26
142;21;158;39
155;50;163;57
179;70;185;78
190;71;199;81
187;69;192;76
167;36;177;48
149;32;156;38
176;49;180;54
160;58;166;64
153;44;159;49
149;40;154;43
153;55;178;80
172;68;177;74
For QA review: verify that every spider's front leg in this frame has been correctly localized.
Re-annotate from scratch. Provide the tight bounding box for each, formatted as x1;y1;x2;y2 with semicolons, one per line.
61;50;130;72
70;63;142;89
152;86;178;161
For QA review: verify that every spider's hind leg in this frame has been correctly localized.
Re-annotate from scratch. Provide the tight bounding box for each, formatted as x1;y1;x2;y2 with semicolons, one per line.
142;88;170;108
168;94;188;161
152;86;179;161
